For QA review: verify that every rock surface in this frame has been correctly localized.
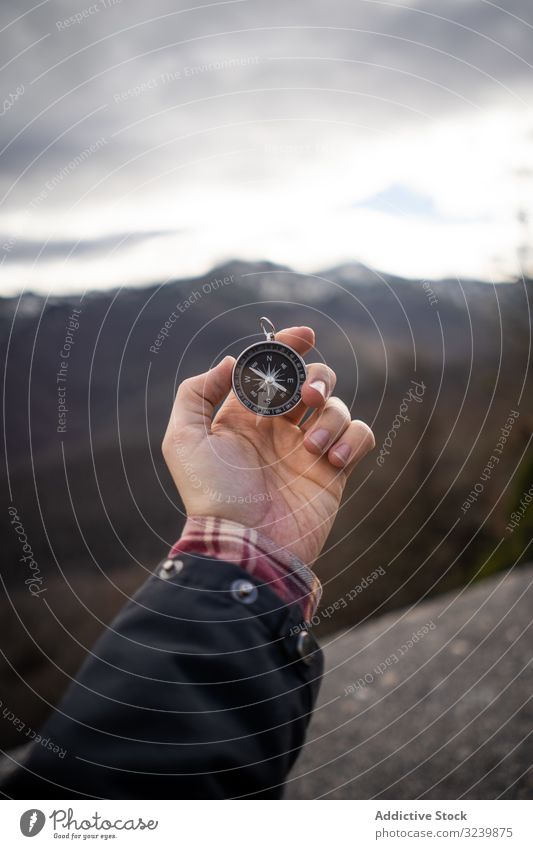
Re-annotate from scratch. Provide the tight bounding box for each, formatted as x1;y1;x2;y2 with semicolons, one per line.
287;565;533;799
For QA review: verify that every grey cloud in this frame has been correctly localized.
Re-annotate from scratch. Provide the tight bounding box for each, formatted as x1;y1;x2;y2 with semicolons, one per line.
1;0;532;212
0;228;180;263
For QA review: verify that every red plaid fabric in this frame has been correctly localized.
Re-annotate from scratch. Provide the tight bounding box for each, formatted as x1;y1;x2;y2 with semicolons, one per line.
169;516;322;621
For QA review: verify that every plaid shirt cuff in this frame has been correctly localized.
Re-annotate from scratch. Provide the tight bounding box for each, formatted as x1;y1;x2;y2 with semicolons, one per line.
168;516;322;621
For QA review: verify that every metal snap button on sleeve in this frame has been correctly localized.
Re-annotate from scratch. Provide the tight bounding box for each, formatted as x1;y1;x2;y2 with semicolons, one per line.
296;630;317;666
158;558;184;579
230;579;258;604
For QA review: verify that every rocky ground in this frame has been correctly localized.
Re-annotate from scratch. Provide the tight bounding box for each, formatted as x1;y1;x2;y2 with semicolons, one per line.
286;564;533;799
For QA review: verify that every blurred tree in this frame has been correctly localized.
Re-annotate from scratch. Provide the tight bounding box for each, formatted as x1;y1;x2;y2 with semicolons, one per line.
473;442;533;581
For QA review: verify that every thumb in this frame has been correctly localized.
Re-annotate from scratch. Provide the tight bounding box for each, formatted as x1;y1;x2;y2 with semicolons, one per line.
172;355;235;430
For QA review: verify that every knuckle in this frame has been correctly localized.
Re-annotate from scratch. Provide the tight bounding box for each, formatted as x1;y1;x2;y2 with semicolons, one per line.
353;420;375;450
308;363;336;386
177;375;195;394
322;364;336;389
328;396;350;418
318;399;350;438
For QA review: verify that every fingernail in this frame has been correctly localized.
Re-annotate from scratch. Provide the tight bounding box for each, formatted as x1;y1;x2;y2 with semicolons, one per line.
309;379;327;400
307;427;331;451
331;443;352;465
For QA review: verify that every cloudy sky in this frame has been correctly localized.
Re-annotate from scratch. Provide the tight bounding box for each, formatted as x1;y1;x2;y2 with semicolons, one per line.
1;0;532;294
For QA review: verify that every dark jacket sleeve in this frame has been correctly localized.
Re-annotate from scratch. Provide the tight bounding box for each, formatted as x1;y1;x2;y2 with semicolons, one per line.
3;554;323;799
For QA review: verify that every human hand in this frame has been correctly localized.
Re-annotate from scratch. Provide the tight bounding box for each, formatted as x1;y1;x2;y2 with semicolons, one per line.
162;326;375;565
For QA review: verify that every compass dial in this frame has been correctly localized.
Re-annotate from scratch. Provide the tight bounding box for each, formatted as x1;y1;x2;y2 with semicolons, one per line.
232;341;307;416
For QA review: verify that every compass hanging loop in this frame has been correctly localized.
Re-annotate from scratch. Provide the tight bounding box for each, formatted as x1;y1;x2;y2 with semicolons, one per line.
259;316;276;341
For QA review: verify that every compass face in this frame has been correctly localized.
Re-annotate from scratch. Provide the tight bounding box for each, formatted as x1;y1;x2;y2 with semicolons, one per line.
232;341;307;416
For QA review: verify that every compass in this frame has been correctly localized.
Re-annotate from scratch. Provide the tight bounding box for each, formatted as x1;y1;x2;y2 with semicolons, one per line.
232;317;307;416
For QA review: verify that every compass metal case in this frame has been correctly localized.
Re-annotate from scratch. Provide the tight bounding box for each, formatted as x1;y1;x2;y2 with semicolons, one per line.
232;318;307;417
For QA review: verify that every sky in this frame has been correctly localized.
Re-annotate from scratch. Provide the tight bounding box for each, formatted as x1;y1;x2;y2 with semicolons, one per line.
0;0;532;294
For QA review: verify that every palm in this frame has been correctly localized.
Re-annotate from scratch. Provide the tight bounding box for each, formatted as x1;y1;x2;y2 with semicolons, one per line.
164;329;373;568
178;394;346;564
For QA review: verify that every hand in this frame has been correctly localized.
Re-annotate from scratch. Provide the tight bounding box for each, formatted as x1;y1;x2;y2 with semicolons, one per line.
162;326;375;565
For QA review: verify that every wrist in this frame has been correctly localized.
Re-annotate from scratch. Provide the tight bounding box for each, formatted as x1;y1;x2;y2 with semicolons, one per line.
168;515;322;621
